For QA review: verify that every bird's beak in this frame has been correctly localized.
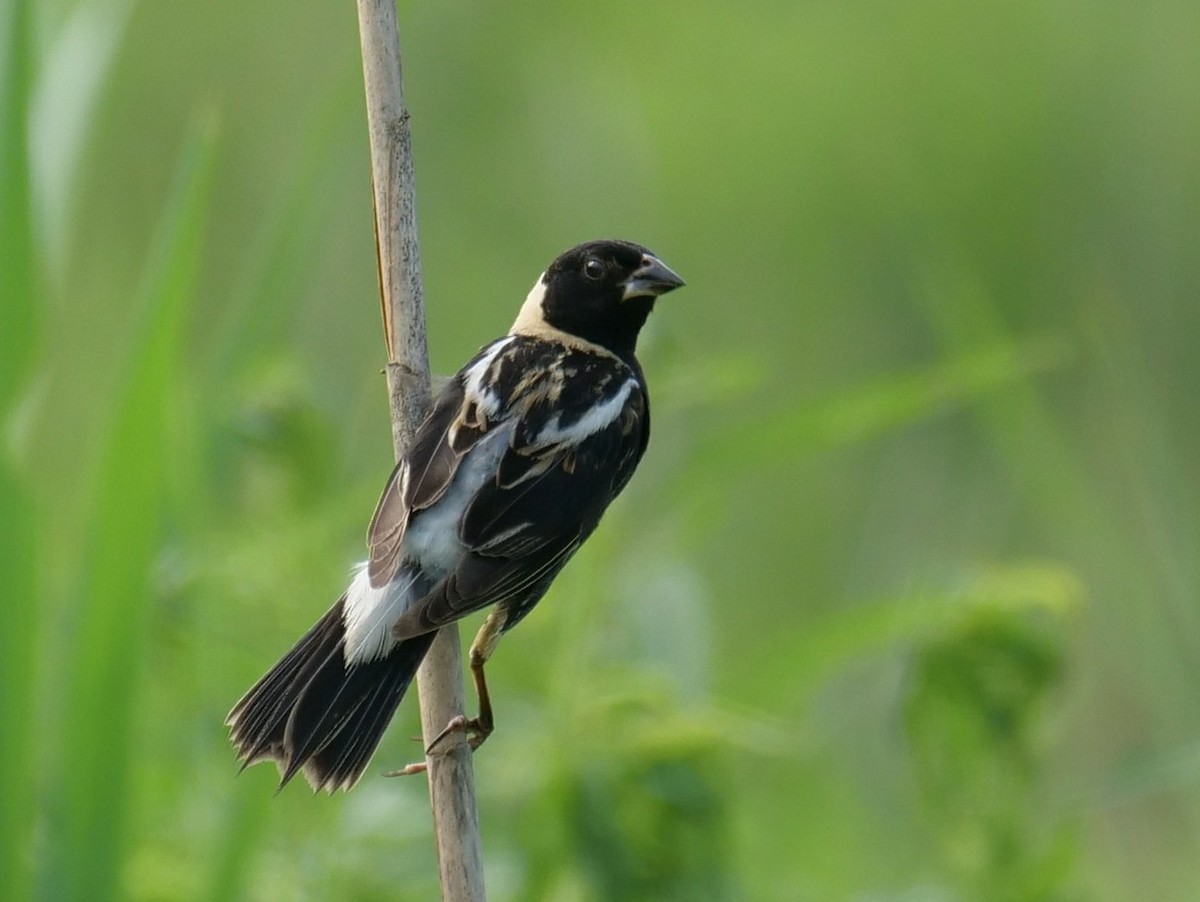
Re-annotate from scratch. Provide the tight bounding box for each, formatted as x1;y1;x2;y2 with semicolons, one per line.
621;254;685;301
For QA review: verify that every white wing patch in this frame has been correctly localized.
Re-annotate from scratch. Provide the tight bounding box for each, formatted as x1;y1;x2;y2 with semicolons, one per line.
461;337;512;419
535;379;635;446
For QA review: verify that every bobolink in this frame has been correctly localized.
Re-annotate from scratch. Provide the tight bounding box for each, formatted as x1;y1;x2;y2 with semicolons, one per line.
226;239;684;792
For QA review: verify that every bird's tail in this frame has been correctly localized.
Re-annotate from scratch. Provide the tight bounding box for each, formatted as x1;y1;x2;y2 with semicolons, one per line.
225;596;435;793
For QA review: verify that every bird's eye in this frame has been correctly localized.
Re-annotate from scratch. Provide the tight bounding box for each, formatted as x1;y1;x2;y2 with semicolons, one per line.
582;256;606;281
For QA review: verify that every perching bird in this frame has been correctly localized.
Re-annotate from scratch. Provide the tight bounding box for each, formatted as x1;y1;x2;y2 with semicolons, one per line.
226;239;684;792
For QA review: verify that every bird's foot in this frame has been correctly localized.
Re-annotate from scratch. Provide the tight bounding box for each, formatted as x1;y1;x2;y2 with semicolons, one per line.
384;714;493;777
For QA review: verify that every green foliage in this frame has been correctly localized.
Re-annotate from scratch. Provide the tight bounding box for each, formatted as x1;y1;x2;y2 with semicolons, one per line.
45;120;214;902
5;0;1200;899
905;608;1074;901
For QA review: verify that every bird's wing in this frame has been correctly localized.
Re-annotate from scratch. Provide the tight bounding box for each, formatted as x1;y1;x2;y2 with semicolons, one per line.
392;376;649;637
365;362;494;587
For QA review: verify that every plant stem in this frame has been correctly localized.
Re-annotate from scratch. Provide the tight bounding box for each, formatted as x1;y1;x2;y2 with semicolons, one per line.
354;2;486;899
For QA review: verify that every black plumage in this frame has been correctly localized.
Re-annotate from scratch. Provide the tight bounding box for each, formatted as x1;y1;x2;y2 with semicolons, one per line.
226;239;684;792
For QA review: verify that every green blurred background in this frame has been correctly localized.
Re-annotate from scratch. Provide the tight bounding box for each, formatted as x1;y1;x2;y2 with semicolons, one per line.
4;0;1199;898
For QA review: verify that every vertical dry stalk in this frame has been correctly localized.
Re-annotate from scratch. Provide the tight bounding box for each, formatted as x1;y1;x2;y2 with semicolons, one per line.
354;2;486;899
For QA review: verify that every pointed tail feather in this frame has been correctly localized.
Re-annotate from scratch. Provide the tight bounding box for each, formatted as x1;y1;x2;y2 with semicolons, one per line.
226;596;435;793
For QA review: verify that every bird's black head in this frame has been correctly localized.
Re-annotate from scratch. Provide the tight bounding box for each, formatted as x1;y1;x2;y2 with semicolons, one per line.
511;239;685;359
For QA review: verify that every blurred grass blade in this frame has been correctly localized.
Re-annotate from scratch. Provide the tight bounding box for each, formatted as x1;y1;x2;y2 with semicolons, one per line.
0;0;37;402
669;336;1071;545
696;335;1071;473
0;468;37;902
41;117;216;902
29;0;134;276
0;1;40;899
763;562;1084;703
654;351;769;412
200;65;363;382
912;268;1103;536
204;780;272;902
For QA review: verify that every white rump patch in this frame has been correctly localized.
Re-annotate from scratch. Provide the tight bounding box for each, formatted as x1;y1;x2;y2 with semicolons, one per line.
342;563;420;664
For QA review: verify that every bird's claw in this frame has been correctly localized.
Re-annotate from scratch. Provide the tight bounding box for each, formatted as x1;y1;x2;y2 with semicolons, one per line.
426;714;491;754
384;714;492;778
384;760;431;777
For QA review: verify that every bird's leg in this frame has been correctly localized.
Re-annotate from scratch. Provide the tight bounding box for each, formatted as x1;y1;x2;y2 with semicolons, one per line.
424;636;495;753
386;609;506;778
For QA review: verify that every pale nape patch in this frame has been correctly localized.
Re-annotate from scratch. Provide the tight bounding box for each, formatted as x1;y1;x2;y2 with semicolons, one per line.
508;275;549;335
508;274;618;359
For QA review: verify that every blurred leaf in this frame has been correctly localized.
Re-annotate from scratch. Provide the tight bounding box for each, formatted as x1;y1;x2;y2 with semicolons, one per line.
0;2;39;899
694;335;1072;473
904;605;1075;900
0;467;37;902
40;117;216;902
29;0;134;276
202;780;272;902
757;562;1084;707
199;66;366;383
668;336;1072;546
910;267;1106;541
654;351;770;412
0;0;37;406
224;361;340;511
494;678;739;902
566;754;733;902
